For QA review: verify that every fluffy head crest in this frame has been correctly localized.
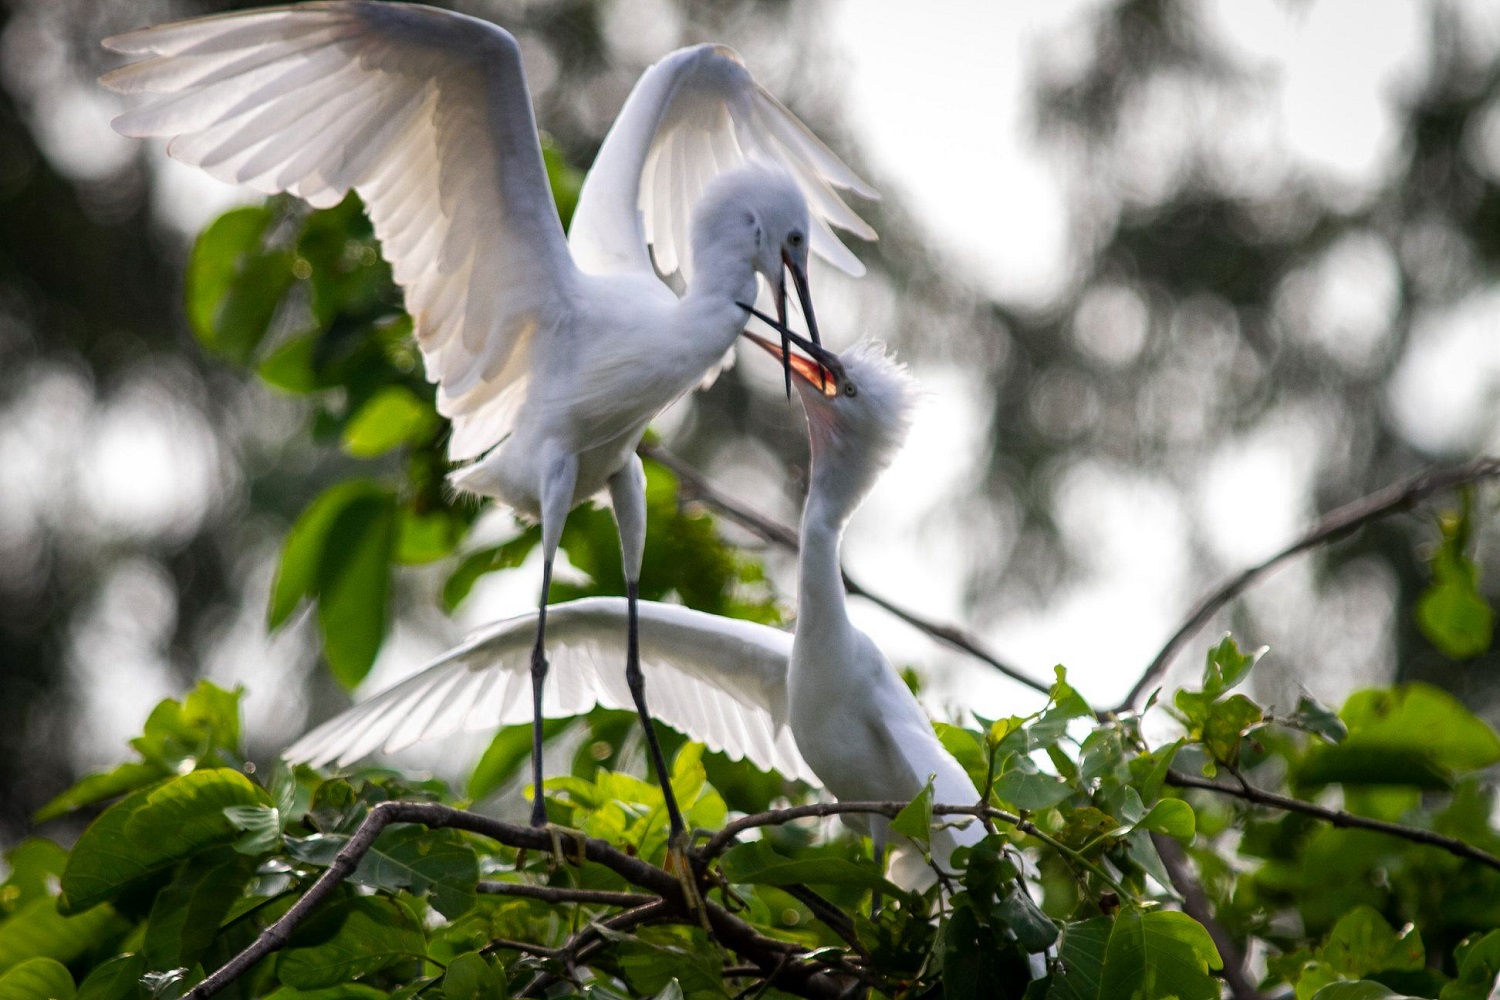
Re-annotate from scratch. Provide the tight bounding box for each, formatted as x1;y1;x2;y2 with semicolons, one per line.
797;340;920;515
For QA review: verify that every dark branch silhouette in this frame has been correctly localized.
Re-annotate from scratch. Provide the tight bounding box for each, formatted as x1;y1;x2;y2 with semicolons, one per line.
1167;769;1500;872
1120;457;1500;712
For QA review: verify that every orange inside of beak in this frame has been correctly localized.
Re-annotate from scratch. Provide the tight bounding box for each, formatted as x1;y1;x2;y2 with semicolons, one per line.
745;333;839;397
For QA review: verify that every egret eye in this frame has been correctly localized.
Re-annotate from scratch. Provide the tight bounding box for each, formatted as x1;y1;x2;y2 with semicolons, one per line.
788;231;804;248
843;381;857;397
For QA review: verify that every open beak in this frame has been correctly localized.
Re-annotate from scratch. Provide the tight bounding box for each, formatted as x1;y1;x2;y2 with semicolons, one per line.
739;326;842;398
771;251;823;400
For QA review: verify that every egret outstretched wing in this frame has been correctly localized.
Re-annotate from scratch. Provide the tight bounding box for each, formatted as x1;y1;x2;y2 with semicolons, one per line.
568;43;878;282
102;1;577;460
284;597;816;785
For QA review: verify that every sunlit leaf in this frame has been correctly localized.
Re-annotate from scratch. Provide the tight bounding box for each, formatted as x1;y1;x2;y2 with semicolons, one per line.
0;957;74;1000
1138;799;1195;842
890;779;935;849
340;386;437;459
316;489;398;687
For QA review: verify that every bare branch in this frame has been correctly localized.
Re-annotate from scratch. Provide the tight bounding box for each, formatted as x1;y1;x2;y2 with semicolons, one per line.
1152;833;1264;1000
477;881;654;907
1166;769;1500;873
641;443;1051;695
1120;458;1500;712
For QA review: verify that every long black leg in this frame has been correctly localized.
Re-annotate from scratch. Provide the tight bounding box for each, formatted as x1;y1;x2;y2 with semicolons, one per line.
528;558;554;829
624;579;687;839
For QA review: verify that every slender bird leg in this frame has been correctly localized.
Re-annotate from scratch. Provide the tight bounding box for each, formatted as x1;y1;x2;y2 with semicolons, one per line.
528;451;584;865
609;460;703;921
871;832;889;919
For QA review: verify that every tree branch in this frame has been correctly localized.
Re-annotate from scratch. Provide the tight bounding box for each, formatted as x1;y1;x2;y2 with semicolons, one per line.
1166;770;1500;872
476;881;655;908
641;443;1051;695
1152;832;1264;1000
1119;458;1500;712
186;801;855;1000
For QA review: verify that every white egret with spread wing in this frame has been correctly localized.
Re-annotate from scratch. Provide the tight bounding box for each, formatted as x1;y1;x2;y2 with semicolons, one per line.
287;340;987;887
100;1;876;841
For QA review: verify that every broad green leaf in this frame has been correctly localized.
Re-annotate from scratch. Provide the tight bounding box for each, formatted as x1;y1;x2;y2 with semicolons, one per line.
260;988;385;1000
277;897;426;989
33;764;164;823
0;957;74;1000
1046;916;1112;1000
441;953;503;1000
1203;694;1263;766
395;507;464;565
1138;799;1195;842
61;769;269;914
143;850;255;969
467;719;571;800
1098;909;1221;1000
0;899;126;977
74;956;145;1000
719;842;897;892
1287;694;1348;745
1129;738;1184;804
340;386;437;458
350;827;479;919
994;756;1072;811
890;779;935;849
129;681;243;772
1323;905;1424;977
223;805;281;855
268;480;384;631
256;333;324;394
993;885;1059;952
186;205;294;363
0;842;68;915
1307;684;1500;786
1444;930;1500;1000
316;490;397;687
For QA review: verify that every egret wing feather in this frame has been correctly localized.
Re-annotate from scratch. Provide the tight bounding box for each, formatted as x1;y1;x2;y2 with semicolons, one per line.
284;597;817;785
569;43;877;283
102;1;578;462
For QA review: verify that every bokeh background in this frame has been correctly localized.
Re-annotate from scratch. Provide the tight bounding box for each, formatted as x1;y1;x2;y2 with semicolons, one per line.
3;0;1498;845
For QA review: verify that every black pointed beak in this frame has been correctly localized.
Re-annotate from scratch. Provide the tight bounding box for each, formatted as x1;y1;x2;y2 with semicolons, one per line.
783;251;822;350
735;301;845;392
776;268;793;400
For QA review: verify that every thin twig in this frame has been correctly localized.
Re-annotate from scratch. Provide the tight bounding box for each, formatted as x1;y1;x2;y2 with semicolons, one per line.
1152;833;1263;1000
1166;770;1500;872
477;881;654;907
641;443;1051;695
1120;458;1500;711
518;900;670;998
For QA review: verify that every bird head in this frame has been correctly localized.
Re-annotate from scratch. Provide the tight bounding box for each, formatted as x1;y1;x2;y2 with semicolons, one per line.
743;332;918;513
695;167;821;394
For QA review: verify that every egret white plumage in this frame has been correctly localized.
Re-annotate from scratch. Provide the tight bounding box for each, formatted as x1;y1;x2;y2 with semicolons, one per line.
287;339;987;887
100;1;876;841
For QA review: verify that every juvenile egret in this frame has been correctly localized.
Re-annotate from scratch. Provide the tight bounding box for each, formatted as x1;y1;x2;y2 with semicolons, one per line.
101;1;876;840
287;339;986;887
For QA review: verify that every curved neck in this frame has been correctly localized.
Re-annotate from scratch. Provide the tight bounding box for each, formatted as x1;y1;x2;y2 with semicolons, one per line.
796;470;853;637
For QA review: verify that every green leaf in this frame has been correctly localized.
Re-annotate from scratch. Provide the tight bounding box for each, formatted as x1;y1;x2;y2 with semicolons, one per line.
277;897;426;989
1047;917;1112;1000
1444;930;1500;1000
340;386;437;458
994;756;1072;811
33;763;165;823
143;850;255;970
1202;634;1265;697
185;205;294;364
890;779;935;849
223;804;281;855
1323;905;1424;977
74;955;146;1000
0;842;68;915
1129;738;1184;804
440;953;503;1000
268;480;385;630
350;826;479;919
395;508;464;565
129;681;243;772
0;958;74;1000
1417;499;1494;660
316;490;398;687
1098;909;1222;1000
1203;694;1263;766
0;899;125;977
1287;694;1348;745
1138;799;1195;842
719;842;897;892
60;769;269;914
